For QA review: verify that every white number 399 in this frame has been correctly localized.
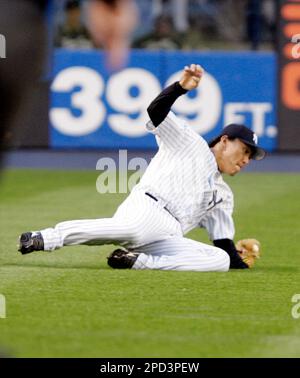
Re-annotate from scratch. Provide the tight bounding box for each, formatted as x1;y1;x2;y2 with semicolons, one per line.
50;67;222;138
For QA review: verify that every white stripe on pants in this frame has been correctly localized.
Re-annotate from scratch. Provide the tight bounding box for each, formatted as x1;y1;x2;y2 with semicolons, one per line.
132;238;230;272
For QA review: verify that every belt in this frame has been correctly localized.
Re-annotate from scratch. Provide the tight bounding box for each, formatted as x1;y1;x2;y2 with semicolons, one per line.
145;192;178;222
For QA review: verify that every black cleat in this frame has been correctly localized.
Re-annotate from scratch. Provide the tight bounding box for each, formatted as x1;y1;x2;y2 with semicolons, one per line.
107;249;138;269
18;232;44;254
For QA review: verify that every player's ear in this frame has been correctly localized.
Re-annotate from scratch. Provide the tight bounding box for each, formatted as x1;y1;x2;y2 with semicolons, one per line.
220;135;229;150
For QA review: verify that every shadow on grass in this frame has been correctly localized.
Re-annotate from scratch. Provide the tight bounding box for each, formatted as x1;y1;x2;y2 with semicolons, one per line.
255;265;299;273
2;262;298;273
1;262;109;271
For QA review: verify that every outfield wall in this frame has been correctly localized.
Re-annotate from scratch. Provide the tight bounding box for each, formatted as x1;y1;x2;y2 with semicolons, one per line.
49;49;277;152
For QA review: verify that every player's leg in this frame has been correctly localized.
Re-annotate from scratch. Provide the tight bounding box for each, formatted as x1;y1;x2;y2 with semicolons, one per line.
39;216;156;251
19;189;182;253
108;237;230;272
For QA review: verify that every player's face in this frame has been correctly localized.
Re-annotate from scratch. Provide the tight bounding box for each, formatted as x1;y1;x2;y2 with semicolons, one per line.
217;137;252;176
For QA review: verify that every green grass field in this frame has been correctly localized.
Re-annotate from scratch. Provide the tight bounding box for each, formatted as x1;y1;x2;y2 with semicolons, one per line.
0;169;300;357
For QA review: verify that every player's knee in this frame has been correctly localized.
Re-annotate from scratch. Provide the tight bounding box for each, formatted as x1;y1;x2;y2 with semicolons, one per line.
215;248;230;272
126;224;147;245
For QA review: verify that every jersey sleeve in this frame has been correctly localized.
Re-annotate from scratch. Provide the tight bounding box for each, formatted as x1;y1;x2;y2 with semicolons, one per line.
146;111;198;151
200;207;235;241
199;181;235;240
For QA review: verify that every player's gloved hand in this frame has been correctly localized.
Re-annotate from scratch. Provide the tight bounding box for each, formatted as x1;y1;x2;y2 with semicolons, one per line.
235;239;261;268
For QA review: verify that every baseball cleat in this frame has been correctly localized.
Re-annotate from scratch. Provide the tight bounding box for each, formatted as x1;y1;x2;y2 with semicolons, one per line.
107;249;138;269
18;232;44;254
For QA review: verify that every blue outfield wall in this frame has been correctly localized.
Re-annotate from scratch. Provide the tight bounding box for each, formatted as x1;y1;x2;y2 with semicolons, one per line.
50;49;277;151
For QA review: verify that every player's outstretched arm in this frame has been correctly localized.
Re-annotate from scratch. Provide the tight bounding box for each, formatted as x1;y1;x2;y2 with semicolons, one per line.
147;64;204;127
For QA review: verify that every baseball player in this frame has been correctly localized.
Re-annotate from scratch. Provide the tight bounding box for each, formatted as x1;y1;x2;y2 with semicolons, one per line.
18;64;265;271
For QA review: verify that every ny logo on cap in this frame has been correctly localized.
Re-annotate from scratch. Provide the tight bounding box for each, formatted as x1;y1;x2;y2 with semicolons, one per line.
253;133;258;145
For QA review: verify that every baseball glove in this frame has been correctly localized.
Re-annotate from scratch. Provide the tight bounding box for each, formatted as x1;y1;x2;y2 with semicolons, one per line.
235;239;261;268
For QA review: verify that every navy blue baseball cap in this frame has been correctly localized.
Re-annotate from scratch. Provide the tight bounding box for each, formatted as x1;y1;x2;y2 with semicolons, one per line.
209;124;266;160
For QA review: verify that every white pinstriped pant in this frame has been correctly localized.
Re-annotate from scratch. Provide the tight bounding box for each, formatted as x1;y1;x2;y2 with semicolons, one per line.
39;189;230;272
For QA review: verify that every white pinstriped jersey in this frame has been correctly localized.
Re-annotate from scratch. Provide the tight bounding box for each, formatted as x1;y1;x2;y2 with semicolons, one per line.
135;111;235;240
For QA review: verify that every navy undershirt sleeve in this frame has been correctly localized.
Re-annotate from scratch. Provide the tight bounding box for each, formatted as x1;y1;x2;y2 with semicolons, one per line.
147;81;188;127
213;239;249;269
